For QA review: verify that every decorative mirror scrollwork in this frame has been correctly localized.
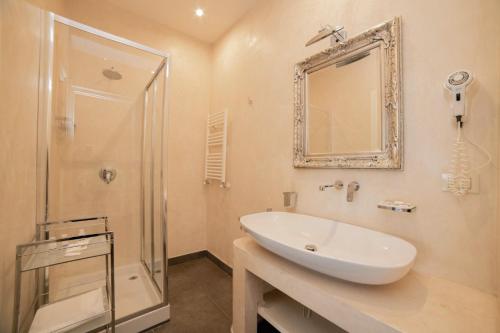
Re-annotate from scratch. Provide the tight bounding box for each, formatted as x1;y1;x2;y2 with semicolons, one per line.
294;17;403;169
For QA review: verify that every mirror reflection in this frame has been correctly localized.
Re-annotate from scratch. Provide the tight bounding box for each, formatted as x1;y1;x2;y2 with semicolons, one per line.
306;46;383;155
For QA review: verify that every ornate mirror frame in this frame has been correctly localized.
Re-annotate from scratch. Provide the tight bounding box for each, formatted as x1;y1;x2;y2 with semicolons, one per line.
293;17;403;169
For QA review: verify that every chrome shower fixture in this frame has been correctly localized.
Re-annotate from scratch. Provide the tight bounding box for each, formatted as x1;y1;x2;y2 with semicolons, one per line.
99;168;117;184
305;25;347;47
102;67;122;80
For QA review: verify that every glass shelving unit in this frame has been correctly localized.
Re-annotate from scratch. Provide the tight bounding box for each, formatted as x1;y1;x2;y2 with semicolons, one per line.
13;217;115;333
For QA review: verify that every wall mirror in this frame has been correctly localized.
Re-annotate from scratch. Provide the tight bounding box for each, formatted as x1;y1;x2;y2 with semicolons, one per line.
293;17;402;169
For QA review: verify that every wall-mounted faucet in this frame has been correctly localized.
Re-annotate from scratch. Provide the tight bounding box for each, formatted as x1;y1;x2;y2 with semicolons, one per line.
319;180;343;191
346;181;360;202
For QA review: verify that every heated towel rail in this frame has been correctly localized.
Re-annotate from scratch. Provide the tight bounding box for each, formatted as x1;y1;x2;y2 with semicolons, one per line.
204;111;229;188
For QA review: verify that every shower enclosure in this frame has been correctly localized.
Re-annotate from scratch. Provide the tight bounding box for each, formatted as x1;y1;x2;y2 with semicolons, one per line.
35;13;170;331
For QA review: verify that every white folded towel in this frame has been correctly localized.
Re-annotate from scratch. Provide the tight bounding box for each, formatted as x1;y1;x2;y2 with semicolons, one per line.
30;287;106;333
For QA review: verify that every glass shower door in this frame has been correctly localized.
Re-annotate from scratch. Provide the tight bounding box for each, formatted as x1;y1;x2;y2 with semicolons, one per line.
36;14;169;326
141;63;167;294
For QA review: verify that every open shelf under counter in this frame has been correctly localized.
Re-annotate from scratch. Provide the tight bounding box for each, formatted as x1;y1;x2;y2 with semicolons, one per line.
233;237;497;333
258;290;346;333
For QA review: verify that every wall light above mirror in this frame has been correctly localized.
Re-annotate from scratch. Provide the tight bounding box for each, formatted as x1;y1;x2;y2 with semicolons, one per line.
294;17;403;169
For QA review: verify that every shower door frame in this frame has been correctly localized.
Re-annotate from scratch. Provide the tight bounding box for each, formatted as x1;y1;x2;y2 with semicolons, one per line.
35;11;171;327
140;60;169;297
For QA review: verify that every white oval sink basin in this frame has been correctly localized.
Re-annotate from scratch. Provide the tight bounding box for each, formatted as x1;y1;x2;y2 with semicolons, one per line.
240;212;417;285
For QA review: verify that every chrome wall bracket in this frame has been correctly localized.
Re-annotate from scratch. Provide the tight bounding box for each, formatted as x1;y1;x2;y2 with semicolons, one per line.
305;25;347;47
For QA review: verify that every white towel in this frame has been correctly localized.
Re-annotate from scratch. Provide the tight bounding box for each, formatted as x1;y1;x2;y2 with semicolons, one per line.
30;287;106;333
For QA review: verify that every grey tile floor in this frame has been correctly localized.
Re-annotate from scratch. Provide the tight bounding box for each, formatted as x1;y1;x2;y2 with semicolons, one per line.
147;257;233;333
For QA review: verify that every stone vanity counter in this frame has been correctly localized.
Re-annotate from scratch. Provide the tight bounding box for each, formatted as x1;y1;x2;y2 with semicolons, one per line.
232;237;497;333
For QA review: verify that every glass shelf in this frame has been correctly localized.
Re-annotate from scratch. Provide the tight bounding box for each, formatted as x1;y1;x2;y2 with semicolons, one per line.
37;216;109;240
19;234;112;272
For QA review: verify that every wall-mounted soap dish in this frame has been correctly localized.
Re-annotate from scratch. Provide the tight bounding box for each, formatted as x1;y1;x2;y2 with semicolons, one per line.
378;200;416;213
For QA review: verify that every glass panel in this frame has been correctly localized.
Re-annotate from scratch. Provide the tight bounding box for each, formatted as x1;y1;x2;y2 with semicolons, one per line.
42;20;166;321
141;64;166;293
142;86;153;276
152;67;166;291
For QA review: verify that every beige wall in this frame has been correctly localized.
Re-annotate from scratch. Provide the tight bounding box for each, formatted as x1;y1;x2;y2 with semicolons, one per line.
0;0;41;330
209;0;500;294
497;11;500;314
30;0;211;259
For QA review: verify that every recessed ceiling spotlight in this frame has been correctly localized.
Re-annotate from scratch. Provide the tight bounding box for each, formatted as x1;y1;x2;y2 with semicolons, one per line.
195;8;204;17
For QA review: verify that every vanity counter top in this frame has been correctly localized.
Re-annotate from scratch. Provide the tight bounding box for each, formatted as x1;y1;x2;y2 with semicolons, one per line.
233;237;497;333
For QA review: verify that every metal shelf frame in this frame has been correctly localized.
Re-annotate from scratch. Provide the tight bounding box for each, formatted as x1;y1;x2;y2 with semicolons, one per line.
13;217;115;333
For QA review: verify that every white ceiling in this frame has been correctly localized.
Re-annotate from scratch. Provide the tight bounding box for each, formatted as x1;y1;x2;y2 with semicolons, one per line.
105;0;257;43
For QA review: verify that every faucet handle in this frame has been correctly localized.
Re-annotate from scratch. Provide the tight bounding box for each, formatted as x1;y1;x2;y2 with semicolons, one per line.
348;181;360;191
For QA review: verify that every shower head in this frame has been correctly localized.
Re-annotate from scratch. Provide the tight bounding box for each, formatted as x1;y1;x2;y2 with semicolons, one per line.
102;67;122;80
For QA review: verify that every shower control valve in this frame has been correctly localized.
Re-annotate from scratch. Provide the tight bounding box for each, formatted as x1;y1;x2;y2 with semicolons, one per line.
99;168;117;184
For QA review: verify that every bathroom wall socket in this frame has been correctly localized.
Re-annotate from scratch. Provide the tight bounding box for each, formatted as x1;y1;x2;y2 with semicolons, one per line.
441;173;480;194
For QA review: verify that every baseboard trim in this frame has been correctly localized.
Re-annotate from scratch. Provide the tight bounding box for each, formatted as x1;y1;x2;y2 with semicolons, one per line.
206;251;232;276
168;250;232;276
168;250;207;266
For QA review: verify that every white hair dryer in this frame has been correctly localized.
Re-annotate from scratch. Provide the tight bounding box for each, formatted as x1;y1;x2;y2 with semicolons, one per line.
444;70;473;126
444;70;473;196
443;70;492;197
